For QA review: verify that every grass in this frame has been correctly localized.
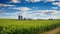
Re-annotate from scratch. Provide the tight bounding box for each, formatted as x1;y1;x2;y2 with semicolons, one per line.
0;19;60;34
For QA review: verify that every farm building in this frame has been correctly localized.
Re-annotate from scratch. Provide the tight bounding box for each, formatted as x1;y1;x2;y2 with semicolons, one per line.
18;15;23;20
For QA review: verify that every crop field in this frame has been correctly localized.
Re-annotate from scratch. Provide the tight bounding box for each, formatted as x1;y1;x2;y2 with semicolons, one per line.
0;19;60;34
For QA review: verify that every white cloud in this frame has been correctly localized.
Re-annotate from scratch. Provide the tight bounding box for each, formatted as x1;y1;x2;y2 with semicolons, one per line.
52;7;58;9
22;0;60;3
0;9;60;19
13;7;32;17
26;0;41;2
32;10;58;15
45;0;55;2
53;2;60;7
22;10;60;19
10;0;20;3
44;10;58;14
0;12;19;19
0;4;15;7
21;10;60;19
31;0;41;2
13;7;32;11
49;15;60;19
44;0;60;2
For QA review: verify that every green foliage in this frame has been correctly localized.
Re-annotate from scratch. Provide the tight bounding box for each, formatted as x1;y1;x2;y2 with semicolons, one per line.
0;19;60;34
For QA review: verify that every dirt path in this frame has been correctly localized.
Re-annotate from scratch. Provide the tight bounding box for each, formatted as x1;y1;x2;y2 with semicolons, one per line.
46;27;60;34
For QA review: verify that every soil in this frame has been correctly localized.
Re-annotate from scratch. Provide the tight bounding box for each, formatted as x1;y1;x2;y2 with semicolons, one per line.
46;27;60;34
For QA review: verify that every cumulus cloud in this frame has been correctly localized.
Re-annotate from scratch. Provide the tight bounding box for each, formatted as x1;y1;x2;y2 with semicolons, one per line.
0;7;32;18
23;10;60;19
13;7;32;11
32;10;58;15
43;10;57;15
0;4;15;10
11;0;20;3
52;7;58;9
53;2;60;7
0;12;19;19
0;9;60;19
45;0;55;2
26;0;41;2
0;6;60;19
25;0;56;2
0;4;15;7
13;7;32;17
20;10;60;19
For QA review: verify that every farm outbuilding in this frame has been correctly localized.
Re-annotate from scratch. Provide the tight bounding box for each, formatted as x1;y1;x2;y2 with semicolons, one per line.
18;15;23;20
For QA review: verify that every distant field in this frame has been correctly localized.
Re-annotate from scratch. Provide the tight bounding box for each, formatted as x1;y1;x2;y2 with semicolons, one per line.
0;19;60;34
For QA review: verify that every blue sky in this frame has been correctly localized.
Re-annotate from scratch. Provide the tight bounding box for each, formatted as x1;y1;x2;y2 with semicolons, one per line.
0;0;60;19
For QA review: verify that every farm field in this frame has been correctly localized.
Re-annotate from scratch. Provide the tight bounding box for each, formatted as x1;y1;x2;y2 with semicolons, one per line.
0;19;60;34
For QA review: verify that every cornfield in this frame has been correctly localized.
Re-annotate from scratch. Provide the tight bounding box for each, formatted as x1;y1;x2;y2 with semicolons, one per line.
0;19;60;34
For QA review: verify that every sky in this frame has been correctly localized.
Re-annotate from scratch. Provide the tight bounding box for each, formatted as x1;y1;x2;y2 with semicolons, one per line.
0;0;60;19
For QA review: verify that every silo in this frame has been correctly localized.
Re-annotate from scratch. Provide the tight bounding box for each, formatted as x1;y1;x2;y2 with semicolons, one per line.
18;15;23;20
